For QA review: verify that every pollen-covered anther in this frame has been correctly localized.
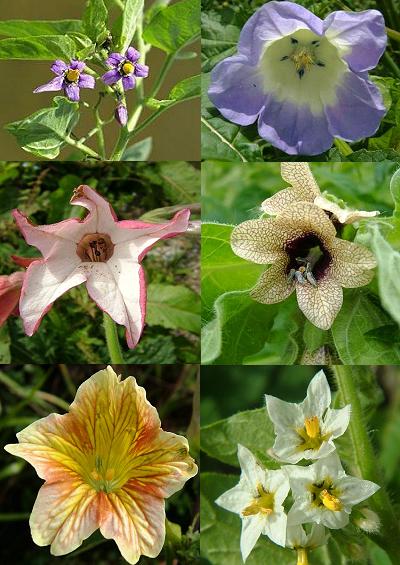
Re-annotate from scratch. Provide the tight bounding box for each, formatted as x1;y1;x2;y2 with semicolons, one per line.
66;68;80;83
304;416;320;439
290;47;316;78
122;61;135;75
76;233;114;262
320;489;342;511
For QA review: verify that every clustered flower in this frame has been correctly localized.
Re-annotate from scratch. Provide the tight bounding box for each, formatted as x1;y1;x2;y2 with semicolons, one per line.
231;162;377;330
33;45;149;126
216;371;380;563
208;1;387;155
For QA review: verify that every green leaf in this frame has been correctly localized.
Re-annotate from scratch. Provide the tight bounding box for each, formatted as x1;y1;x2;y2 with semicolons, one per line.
201;11;240;73
143;0;200;53
303;320;328;353
201;473;307;565
331;289;400;364
201;223;263;322
0;35;77;60
119;0;144;52
122;137;152;160
328;148;400;163
367;225;400;326
201;291;279;364
201;408;278;468
0;19;83;37
0;325;11;363
390;165;400;218
202;74;263;162
5;97;79;159
147;75;200;109
155;161;200;204
83;0;109;43
146;284;200;334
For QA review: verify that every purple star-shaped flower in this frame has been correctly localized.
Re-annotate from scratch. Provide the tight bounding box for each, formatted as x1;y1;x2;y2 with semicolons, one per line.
208;1;387;156
33;59;95;102
101;46;149;91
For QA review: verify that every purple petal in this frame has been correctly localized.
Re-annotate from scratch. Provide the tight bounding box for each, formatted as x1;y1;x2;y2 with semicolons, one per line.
258;97;333;155
70;60;85;72
134;63;149;78
122;74;136;91
208;55;265;126
115;104;128;126
64;83;80;102
238;1;323;65
324;71;386;141
126;46;140;62
324;10;386;73
106;53;124;67
78;73;95;89
101;69;121;85
51;59;67;76
33;75;64;93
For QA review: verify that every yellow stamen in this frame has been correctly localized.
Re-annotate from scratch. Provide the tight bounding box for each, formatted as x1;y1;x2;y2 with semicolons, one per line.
105;468;115;481
66;68;80;82
320;489;342;511
290;48;315;74
122;62;134;75
304;416;320;439
242;484;274;517
297;548;309;565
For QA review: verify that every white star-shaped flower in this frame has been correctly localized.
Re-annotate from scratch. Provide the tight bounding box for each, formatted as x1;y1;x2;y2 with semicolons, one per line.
266;370;350;463
215;444;289;562
285;453;380;529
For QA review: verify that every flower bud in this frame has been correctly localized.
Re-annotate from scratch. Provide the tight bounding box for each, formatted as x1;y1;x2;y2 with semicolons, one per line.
354;507;381;533
115;103;128;126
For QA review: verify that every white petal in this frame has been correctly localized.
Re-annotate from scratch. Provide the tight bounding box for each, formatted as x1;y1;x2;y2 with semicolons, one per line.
303;439;336;461
264;510;287;547
272;432;304;464
287;498;315;526
285;465;315;499
308;524;330;548
285;524;307;548
319;508;349;529
323;405;351;438
265;395;304;431
266;469;290;506
313;453;344;483
70;185;118;235
237;444;265;492
240;515;264;562
215;483;252;515
339;476;380;506
301;370;331;419
85;260;145;349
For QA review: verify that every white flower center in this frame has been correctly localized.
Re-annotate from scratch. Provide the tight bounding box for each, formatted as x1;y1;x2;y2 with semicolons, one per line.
258;29;347;115
76;233;114;262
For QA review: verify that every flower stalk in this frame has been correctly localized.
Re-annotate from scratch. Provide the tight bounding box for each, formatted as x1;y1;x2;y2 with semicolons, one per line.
103;313;124;363
297;548;308;565
333;365;400;562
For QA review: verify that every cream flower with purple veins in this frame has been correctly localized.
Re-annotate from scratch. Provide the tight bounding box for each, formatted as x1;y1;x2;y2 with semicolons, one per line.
215;444;289;562
262;162;379;225
4;366;197;563
266;370;350;464
231;200;376;329
285;453;380;529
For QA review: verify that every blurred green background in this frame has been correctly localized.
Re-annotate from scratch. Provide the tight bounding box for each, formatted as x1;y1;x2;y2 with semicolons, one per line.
0;0;200;161
0;160;200;364
0;364;199;564
202;162;398;226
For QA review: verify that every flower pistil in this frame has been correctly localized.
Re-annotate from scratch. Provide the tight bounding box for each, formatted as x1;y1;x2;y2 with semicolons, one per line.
281;36;325;79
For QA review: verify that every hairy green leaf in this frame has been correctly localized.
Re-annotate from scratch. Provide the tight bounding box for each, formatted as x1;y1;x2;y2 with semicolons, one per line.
83;0;109;43
0;35;76;60
122;137;152;160
146;283;200;334
0;19;82;38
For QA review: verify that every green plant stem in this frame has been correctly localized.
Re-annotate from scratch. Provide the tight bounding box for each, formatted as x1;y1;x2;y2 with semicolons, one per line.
386;26;400;43
0;371;70;411
64;136;101;159
58;364;76;397
148;53;175;100
334;138;353;156
333;365;400;563
0;513;30;521
95;109;106;159
103;313;124;363
383;51;400;79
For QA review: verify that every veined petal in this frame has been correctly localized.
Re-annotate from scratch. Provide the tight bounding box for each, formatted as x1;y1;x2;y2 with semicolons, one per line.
339;476;380;506
112;209;190;260
102;69;121;85
70;185;119;235
126;46;140;62
330;239;376;288
324;9;386;73
240;514;264;562
33;75;64;93
301;370;331;419
319;508;349;529
99;487;165;564
261;187;305;216
295;275;343;330
314;195;379;225
106;52;124;67
323;406;351;438
85;260;145;349
231;218;287;264
277;201;337;241
30;480;99;555
19;254;85;335
250;258;294;304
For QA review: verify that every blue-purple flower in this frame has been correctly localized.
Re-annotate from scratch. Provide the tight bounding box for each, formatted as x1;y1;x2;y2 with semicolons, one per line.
208;1;387;156
102;47;149;91
33;60;95;102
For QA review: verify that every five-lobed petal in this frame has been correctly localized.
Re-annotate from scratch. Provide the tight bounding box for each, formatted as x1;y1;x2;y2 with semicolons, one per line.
4;366;197;563
13;185;190;348
215;444;289;561
266;370;351;464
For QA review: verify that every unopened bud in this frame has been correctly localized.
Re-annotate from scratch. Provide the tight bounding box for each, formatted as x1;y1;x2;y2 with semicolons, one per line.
354;507;381;533
115;103;128;126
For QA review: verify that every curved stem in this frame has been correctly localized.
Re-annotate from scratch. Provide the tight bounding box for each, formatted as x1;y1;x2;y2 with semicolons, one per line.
95;109;106;159
148;53;175;100
64;136;101;160
333;365;400;562
103;313;124;363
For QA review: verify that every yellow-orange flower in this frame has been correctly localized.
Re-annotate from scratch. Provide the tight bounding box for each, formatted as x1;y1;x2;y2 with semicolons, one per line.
4;366;197;563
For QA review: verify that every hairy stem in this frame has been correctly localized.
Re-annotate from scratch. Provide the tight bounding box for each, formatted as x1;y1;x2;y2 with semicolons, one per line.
64;136;101;159
103;313;124;363
333;365;400;562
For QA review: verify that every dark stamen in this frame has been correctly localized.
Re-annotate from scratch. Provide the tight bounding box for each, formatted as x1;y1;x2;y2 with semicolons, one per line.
298;69;305;79
281;55;289;61
291;37;298;44
311;40;320;46
316;61;325;67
